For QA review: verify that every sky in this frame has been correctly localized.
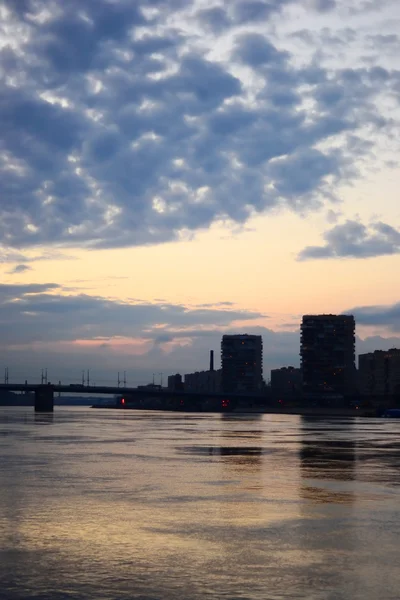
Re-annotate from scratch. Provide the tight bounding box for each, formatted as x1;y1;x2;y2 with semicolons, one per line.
1;0;400;386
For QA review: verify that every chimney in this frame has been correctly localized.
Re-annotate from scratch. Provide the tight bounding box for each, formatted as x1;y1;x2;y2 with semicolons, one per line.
210;350;214;372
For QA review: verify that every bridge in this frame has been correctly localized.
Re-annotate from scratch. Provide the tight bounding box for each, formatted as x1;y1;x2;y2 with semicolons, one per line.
0;383;265;412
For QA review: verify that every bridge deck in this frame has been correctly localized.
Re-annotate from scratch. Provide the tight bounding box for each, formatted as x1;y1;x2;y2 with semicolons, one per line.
0;383;264;401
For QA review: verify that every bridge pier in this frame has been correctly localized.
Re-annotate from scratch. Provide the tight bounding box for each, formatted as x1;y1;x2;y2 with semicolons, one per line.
34;386;54;412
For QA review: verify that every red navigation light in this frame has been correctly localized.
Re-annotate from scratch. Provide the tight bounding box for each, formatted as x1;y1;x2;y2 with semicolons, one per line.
121;398;125;405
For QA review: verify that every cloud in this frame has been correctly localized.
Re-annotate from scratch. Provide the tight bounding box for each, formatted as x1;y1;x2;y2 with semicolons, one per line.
0;283;59;299
232;1;293;23
0;248;74;264
308;0;337;12
196;0;295;32
347;0;399;15
325;209;341;224
357;334;400;353
234;33;290;67
0;290;299;383
0;282;288;382
0;283;264;346
196;7;231;33
345;302;400;332
0;250;31;264
367;34;399;47
0;0;398;250
7;264;32;275
196;301;236;308
298;220;400;260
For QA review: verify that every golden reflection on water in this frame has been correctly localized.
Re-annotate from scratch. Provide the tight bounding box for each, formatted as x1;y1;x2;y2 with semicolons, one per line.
1;409;400;599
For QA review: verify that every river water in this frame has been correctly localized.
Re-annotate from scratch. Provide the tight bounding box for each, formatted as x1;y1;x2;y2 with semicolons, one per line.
0;407;399;600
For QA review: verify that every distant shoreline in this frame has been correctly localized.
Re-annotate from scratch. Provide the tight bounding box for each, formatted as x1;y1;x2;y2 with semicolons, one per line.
0;401;389;418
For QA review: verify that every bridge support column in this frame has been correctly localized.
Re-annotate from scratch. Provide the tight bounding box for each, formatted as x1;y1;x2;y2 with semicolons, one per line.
35;386;54;412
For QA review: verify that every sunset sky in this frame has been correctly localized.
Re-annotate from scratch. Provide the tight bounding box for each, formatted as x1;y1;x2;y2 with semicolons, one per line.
1;0;400;386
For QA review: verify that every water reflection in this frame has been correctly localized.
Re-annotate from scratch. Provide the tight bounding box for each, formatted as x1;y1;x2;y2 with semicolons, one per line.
179;414;265;468
34;413;54;425
299;417;356;504
217;414;263;466
1;409;400;600
293;418;360;597
207;446;262;456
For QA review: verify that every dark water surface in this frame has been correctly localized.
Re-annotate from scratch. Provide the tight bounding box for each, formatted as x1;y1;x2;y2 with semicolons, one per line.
1;408;400;600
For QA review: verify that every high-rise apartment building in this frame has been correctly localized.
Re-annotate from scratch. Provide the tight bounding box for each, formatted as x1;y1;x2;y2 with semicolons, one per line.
221;334;263;393
300;314;356;398
358;349;400;398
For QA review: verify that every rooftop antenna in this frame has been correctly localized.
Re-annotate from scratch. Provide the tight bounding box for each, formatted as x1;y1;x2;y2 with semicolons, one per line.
82;370;85;386
117;372;120;388
87;370;90;387
123;371;127;388
4;367;9;384
45;368;48;385
159;372;163;387
41;369;44;385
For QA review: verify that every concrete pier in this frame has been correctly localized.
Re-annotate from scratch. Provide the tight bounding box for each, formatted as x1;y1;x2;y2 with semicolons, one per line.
34;386;54;412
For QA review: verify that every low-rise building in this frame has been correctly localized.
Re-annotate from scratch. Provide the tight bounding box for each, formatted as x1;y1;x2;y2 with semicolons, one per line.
358;349;400;398
184;369;221;393
270;366;302;400
167;373;184;391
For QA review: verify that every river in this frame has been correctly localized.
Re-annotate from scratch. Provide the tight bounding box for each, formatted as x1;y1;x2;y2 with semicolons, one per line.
1;407;399;599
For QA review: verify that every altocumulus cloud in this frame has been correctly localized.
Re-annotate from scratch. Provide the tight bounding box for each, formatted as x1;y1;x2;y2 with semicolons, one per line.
298;220;400;260
1;0;399;250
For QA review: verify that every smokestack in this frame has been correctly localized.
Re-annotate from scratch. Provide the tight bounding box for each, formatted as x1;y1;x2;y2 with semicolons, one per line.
210;350;214;372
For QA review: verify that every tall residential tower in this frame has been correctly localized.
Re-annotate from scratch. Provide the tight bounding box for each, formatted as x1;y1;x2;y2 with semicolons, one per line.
300;314;356;398
221;334;263;393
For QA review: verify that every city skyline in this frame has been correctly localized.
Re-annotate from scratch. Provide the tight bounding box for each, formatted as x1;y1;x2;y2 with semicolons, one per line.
1;0;400;384
1;313;398;388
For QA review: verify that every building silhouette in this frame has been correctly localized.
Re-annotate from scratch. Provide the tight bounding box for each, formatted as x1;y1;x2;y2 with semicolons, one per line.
221;334;263;393
358;349;400;399
300;314;356;399
184;369;221;393
183;350;221;393
270;366;301;400
167;374;183;391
